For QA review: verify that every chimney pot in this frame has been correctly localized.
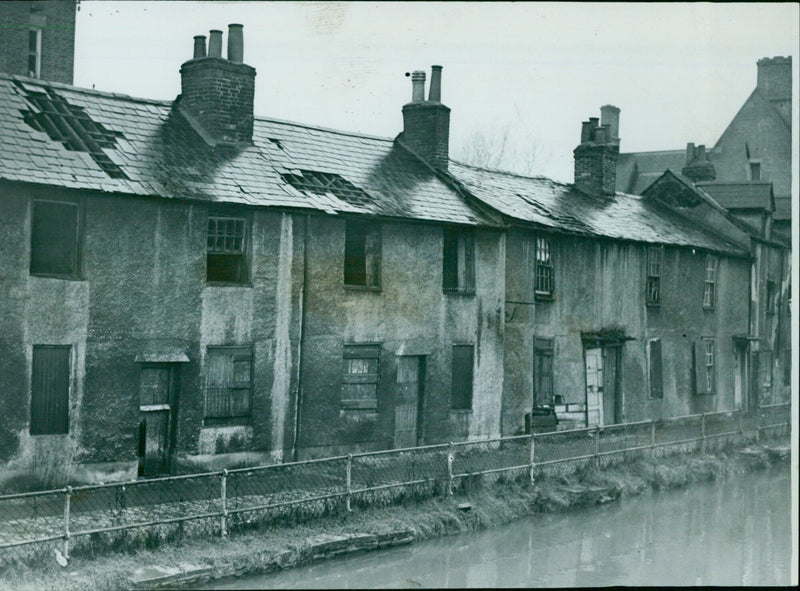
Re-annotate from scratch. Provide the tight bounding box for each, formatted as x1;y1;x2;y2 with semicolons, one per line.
208;29;223;58
685;142;695;165
573;108;619;196
411;70;426;102
580;121;593;143
428;65;443;102
697;145;706;161
600;104;620;144
227;24;244;63
193;35;207;59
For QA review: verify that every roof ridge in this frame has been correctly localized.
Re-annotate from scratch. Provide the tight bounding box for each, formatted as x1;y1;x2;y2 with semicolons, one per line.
256;115;395;143
1;72;173;106
448;158;559;183
696;181;773;187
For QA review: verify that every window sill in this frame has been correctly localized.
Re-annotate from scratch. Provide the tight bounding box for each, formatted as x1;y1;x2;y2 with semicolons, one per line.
344;284;382;293
29;272;84;281
443;288;476;297
703;305;715;311
534;292;554;302
646;302;661;308
205;281;253;288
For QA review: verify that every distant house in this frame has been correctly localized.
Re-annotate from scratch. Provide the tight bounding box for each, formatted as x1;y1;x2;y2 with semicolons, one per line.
0;25;763;484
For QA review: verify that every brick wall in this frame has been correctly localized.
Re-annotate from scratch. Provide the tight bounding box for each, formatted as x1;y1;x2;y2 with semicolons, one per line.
401;102;451;170
574;143;619;196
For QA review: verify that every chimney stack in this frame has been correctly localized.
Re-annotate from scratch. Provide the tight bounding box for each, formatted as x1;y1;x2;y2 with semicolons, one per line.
682;142;716;182
756;56;792;123
179;25;256;145
399;65;451;170
573;107;620;196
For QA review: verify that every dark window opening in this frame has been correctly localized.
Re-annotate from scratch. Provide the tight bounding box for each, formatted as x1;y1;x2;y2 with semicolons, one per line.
281;170;373;208
30;200;80;277
535;236;554;297
207;216;248;283
646;246;662;305
204;347;252;422
16;82;127;179
649;339;664;399
451;345;474;410
442;227;475;293
30;345;70;435
750;161;761;181
341;344;380;411
533;338;554;406
344;220;381;287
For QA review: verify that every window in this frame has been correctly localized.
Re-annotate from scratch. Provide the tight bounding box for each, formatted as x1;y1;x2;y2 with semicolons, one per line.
749;161;761;181
648;339;664;399
442;227;475;293
207;215;249;283
766;280;776;315
451;345;474;410
344;220;381;288
535;236;554;297
204;347;253;422
646;246;663;305
30;345;70;435
760;350;773;388
533;338;554;406
30;200;81;278
694;338;715;395
703;255;717;309
341;345;380;410
28;28;41;78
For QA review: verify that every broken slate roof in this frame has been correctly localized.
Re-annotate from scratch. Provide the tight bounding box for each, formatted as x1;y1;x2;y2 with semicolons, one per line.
448;161;747;255
0;74;494;227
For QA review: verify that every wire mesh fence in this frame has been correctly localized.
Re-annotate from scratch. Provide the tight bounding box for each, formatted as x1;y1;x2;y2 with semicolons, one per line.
0;404;790;569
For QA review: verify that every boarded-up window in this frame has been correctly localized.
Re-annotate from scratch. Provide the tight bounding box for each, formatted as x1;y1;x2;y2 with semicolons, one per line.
344;221;381;287
207;216;249;283
442;227;475;293
649;339;663;399
30;346;70;435
703;255;716;309
451;345;474;410
694;339;715;395
30;200;80;277
205;347;252;421
646;246;662;305
533;338;554;406
342;344;380;410
139;366;171;406
535;236;554;297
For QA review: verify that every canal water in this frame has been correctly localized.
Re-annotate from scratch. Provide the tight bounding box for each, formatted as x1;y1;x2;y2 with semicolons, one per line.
209;466;792;588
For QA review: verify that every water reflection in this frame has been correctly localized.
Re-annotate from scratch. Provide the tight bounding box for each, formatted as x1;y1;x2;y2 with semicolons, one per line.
209;467;791;588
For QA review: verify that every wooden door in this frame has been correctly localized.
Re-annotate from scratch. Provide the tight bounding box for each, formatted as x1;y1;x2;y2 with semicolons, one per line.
395;356;422;448
585;348;603;426
138;365;174;476
602;346;620;425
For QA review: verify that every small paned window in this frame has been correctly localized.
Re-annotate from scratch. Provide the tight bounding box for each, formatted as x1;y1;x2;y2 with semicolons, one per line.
442;227;475;294
766;280;776;315
694;338;715;395
204;347;253;422
451;345;474;410
207;216;249;284
30;345;71;435
535;236;554;297
533;338;554;406
28;29;41;78
646;246;663;306
30;200;81;278
703;255;717;309
749;161;761;181
344;221;381;288
341;345;380;410
648;339;664;399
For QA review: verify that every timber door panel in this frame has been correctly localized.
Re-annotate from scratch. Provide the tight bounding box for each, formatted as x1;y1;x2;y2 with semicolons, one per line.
602;347;620;425
585;348;603;426
395;356;422;448
138;365;174;476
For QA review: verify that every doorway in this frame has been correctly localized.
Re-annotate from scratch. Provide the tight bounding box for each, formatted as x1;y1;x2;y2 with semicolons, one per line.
137;364;177;476
395;356;425;448
585;345;622;427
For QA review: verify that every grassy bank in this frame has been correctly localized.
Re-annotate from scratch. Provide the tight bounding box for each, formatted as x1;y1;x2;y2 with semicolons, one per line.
0;439;789;591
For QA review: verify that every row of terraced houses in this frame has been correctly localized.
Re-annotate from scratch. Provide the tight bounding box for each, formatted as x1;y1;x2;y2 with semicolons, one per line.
0;3;792;483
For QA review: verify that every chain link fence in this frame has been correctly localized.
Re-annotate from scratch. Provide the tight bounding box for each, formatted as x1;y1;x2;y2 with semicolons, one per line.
0;405;790;569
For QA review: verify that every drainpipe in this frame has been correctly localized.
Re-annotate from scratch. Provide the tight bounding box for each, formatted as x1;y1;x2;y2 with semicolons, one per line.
291;214;310;462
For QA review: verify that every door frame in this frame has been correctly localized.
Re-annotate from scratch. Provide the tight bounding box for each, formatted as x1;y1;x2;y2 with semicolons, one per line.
137;362;180;476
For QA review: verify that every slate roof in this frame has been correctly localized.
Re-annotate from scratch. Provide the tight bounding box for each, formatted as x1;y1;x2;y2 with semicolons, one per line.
615;150;685;194
0;74;493;227
448;161;747;255
773;197;792;222
695;182;774;212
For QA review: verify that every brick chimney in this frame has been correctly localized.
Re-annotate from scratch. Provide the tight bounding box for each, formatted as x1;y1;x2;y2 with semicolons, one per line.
681;143;716;182
399;66;451;170
756;56;792;123
178;24;256;145
573;106;620;196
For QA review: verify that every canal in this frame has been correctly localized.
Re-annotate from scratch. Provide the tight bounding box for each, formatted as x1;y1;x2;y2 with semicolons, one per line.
209;466;792;588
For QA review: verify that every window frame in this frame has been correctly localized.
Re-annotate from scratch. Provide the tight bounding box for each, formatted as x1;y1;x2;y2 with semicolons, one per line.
450;344;474;411
203;346;254;424
703;255;717;309
694;338;716;395
30;345;71;435
442;226;476;295
646;246;663;306
28;28;42;78
343;220;382;290
29;198;84;280
206;212;251;285
341;344;381;411
533;337;554;407
534;235;554;299
748;160;762;181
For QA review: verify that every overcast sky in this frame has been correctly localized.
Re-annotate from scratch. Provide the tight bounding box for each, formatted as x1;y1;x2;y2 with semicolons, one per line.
73;1;798;182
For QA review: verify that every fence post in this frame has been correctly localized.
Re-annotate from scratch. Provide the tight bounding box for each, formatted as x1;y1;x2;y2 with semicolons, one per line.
220;470;228;537
529;433;536;486
701;413;707;453
62;485;71;563
593;426;600;468
346;454;353;512
447;443;454;496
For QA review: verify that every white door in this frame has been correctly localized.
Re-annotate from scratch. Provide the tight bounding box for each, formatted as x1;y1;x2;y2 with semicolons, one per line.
585;348;603;426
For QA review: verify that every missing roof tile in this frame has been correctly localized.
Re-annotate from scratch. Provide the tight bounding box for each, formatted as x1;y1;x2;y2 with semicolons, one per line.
16;82;128;179
281;170;373;207
268;138;284;150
